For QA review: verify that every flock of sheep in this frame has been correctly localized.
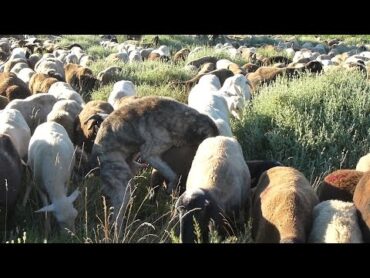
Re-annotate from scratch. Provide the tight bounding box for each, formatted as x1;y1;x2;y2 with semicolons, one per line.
0;34;369;243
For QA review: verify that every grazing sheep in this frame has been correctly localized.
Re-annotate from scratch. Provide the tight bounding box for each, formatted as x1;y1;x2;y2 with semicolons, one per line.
27;122;79;233
0;72;31;101
188;76;233;136
0;108;31;160
173;48;191;63
48;82;85;106
64;63;98;96
10;62;29;75
108;80;136;109
90;96;219;226
79;55;94;67
150;145;198;195
356;153;370;172
29;73;58;94
221;74;252;101
5;93;57;133
17;68;35;86
252;166;319;243
97;66;122;86
3;58;28;73
0;134;23;233
106;52;129;63
74;100;113;153
175;136;251;243
228;63;246;75
317;169;363;202
262;56;292;66
34;57;65;81
186;56;218;69
128;50;142;62
308;200;363;243
28;53;41;70
353;171;370;242
241;63;259;73
247;66;295;91
0;95;8;109
47;100;83;141
246;160;283;188
216;59;233;70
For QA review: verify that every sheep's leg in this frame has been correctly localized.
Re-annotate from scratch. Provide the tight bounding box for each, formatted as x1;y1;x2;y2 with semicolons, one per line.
143;156;178;194
38;190;51;239
22;183;33;207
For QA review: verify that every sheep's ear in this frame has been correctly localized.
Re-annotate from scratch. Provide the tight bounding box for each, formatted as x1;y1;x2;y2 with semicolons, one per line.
35;203;55;213
67;189;80;203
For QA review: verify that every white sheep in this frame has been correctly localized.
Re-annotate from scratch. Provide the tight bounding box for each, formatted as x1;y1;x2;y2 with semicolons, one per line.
216;59;233;70
308;200;363;243
129;50;142;63
221;74;252;101
47;99;83;141
108;80;136;109
176;136;251;243
17;68;35;86
48;82;85;106
356;153;370;172
34;57;65;81
188;75;233;137
5;93;58;133
0;108;31;160
27;121;79;233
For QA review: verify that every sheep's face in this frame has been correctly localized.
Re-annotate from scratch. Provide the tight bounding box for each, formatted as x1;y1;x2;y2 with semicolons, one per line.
176;190;211;243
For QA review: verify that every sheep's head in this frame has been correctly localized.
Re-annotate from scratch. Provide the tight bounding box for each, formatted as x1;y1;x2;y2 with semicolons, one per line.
35;189;80;233
186;113;219;144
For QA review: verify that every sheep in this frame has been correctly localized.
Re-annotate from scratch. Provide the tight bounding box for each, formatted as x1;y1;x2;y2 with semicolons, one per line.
108;80;136;109
188;76;233;137
0;134;23;234
5;93;57;133
79;55;94;67
128;50;142;62
246;160;283;188
140;48;155;60
353;171;370;242
0;108;31;160
10;62;29;75
97;66;122;86
247;66;295;91
64;53;79;64
47;100;83;141
28;73;58;94
64;63;98;96
317;169;363;202
90;96;219;227
17;68;35;86
28;53;41;70
27;122;79;234
48;82;85;106
262;56;292;66
173;48;190;63
228;63;246;75
0;95;8;109
252;166;319;243
241;63;259;73
74;100;113;153
0;72;31;101
106;52;129;63
308;200;363;243
356;153;370;172
34;57;65;81
216;59;234;70
221;74;252;101
175;136;251;243
186;56;218;69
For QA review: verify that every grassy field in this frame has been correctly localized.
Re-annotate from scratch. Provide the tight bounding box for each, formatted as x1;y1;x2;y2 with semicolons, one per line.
4;34;370;243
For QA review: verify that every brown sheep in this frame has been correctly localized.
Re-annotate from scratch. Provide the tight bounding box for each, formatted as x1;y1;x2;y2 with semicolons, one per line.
353;171;370;242
74;100;114;153
173;48;191;63
228;63;246;75
247;66;287;91
262;56;292;66
0;133;23;234
0;95;9;109
64;63;99;96
317;169;363;202
241;63;259;73
90;96;220;228
97;66;122;86
29;73;58;94
252;166;319;243
186;56;218;69
0;72;31;101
